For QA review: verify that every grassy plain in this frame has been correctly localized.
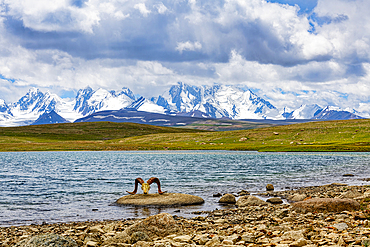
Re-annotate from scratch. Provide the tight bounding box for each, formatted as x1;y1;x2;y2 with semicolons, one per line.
0;119;370;152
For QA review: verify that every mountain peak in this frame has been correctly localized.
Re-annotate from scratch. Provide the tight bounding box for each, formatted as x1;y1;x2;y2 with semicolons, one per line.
157;83;280;119
31;110;70;125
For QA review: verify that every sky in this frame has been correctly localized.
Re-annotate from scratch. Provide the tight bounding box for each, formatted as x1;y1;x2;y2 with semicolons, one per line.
0;0;370;114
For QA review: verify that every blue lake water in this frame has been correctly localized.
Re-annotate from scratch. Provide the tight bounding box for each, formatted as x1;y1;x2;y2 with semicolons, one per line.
1;151;370;227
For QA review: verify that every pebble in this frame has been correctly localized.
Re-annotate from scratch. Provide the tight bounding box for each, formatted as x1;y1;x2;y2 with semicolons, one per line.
267;197;283;204
3;184;370;247
266;184;275;191
218;193;236;204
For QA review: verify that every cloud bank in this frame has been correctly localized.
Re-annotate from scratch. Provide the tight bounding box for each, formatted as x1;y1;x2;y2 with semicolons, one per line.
0;0;369;115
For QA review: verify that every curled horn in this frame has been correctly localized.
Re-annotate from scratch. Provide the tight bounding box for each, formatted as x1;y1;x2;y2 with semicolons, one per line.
147;177;165;194
126;178;145;195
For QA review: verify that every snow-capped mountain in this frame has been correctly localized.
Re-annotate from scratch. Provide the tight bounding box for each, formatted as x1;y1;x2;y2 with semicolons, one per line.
152;82;282;119
126;96;167;114
73;87;136;116
284;104;363;120
284;104;322;119
7;88;72;125
0;87;138;126
0;84;366;127
0;99;12;121
312;106;362;120
11;88;58;115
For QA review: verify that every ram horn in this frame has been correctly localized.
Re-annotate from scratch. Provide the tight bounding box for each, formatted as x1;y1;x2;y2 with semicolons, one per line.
147;177;165;194
126;178;145;195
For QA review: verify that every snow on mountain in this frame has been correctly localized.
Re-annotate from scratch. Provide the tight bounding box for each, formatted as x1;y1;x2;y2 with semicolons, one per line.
0;86;137;126
0;84;366;127
73;87;135;116
10;88;64;124
0;99;12;116
285;104;323;119
152;82;281;119
126;96;167;114
312;106;363;120
0;99;13;123
284;104;363;120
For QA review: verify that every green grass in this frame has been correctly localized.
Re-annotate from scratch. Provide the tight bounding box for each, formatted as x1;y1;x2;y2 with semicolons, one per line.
1;119;370;152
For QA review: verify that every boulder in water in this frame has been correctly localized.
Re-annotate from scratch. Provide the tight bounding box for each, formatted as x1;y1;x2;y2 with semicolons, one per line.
266;184;274;191
218;194;236;204
116;193;204;206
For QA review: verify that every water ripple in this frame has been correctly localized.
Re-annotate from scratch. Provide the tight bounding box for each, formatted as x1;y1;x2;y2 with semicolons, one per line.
0;151;369;226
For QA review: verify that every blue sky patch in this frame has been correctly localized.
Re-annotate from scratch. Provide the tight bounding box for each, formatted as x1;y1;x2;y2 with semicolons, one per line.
267;0;318;14
0;74;15;83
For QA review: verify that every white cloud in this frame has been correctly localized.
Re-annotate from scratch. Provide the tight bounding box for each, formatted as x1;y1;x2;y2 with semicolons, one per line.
3;0;101;33
176;41;202;54
314;0;370;61
156;2;168;14
0;0;370;117
134;3;151;17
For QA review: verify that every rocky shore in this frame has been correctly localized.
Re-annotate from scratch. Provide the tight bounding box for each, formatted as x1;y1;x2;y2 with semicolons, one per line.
1;184;370;247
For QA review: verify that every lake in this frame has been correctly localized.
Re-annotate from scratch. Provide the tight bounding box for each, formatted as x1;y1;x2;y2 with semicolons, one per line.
1;151;369;226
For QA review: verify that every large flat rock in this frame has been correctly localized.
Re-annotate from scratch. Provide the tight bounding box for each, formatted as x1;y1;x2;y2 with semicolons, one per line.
292;198;360;213
116;193;204;206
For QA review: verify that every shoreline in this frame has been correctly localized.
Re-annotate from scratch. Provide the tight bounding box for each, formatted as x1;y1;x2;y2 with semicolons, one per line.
2;184;370;246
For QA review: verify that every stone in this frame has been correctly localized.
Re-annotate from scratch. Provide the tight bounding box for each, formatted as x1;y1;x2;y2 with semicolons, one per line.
281;230;305;241
205;235;221;246
129;232;151;244
173;235;192;243
102;213;181;245
364;190;370;198
86;240;99;246
289;238;307;247
242;234;256;243
289;194;307;202
15;233;78;247
266;184;275;191
221;239;234;245
225;234;241;244
343;174;354;177
89;225;105;234
236;195;268;207
292;198;360;213
267;197;283;204
195;234;210;245
133;241;151;247
337;236;346;246
218;194;236;204
238;190;250;196
116;193;204;206
339;190;363;199
331;183;348;186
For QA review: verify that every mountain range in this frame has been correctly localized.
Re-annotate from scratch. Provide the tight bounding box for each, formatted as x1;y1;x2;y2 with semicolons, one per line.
0;82;364;127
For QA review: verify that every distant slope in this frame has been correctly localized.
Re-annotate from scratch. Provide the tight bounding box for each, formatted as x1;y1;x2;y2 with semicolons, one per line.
32;110;70;125
117;119;370;152
0;119;369;152
0;122;203;142
73;108;275;131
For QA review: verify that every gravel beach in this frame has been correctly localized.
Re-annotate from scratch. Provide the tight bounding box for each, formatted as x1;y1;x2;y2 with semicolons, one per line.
2;184;370;247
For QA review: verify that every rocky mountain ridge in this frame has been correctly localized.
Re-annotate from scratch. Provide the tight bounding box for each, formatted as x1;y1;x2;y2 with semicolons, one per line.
0;83;364;126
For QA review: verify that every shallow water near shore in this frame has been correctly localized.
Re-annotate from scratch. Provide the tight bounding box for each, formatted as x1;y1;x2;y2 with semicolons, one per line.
1;150;370;227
